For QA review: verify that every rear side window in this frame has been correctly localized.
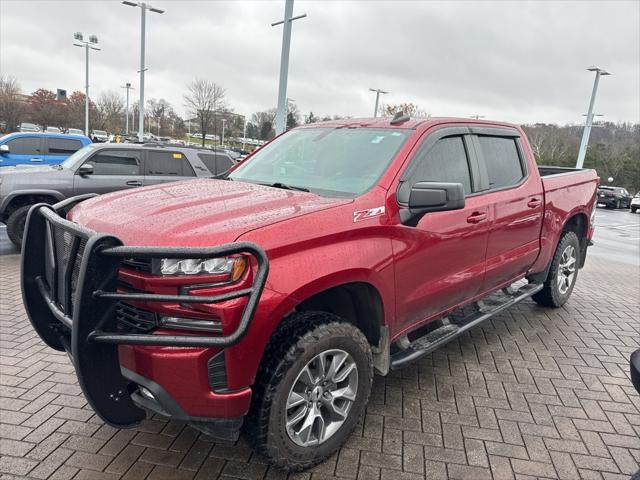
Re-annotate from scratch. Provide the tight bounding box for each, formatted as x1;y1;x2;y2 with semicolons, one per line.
410;136;472;195
48;138;83;155
85;150;141;175
146;151;195;176
478;136;524;189
5;137;41;155
198;153;234;175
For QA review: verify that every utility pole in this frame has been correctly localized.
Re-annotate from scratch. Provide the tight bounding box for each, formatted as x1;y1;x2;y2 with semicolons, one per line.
576;66;611;168
221;118;226;146
122;1;165;142
73;33;100;136
369;88;388;117
121;83;133;134
242;118;247;151
272;0;307;136
470;114;485;120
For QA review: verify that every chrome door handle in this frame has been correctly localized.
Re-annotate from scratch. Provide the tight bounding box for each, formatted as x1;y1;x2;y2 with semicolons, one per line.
126;181;142;186
30;158;43;162
527;198;542;208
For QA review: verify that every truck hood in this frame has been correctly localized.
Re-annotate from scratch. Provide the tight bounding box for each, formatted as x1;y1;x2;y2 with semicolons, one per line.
69;179;350;246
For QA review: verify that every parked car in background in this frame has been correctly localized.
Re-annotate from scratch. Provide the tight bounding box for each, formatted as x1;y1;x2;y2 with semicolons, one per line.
67;128;84;135
91;130;109;142
630;192;640;213
0;143;234;246
46;126;62;133
597;186;632;209
19;122;41;133
0;132;92;168
20;117;599;470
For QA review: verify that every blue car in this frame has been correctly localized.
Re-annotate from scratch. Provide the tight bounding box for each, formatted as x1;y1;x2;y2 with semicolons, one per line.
0;132;92;167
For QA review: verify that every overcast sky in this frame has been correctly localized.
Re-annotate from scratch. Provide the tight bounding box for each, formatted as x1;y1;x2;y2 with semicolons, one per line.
1;0;638;125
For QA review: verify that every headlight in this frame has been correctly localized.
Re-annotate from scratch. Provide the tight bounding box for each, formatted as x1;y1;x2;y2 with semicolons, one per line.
152;256;247;281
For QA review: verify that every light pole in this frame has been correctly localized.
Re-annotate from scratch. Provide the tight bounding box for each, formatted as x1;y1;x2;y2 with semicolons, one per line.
272;0;307;136
122;1;165;142
470;114;485;120
576;66;611;168
242;118;247;151
369;88;388;117
121;83;134;134
221;118;227;146
73;33;100;136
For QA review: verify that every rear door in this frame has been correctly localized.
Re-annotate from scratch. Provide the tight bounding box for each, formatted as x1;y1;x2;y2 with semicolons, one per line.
471;129;544;290
73;148;144;195
393;128;491;330
44;137;84;164
143;150;197;186
0;136;44;166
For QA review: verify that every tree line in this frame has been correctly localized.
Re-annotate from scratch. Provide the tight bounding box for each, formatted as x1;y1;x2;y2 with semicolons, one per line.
1;74;638;190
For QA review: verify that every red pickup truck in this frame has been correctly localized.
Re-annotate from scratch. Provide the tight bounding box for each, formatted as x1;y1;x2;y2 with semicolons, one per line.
21;116;598;470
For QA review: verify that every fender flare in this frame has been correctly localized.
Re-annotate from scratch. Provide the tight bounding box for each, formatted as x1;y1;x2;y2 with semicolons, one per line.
0;189;65;217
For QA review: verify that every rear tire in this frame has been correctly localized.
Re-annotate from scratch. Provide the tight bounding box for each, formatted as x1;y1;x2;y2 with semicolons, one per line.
247;311;373;471
532;231;581;308
6;205;32;249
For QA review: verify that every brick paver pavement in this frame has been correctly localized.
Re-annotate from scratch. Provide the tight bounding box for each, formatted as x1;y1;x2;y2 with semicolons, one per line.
1;252;638;479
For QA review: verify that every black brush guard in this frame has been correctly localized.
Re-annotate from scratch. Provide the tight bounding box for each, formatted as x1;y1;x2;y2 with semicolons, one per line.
20;196;269;428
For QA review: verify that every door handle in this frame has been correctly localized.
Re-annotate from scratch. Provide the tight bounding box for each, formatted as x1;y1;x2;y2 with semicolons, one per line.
527;198;542;208
466;212;487;224
126;181;142;186
30;158;43;162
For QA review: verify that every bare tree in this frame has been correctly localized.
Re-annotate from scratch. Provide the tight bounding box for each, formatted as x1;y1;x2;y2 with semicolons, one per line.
251;109;277;140
380;102;429;118
0;75;25;132
96;91;124;132
183;79;226;146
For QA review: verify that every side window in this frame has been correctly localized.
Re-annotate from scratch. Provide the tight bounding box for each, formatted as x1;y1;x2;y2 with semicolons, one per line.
406;136;472;197
216;155;234;175
6;137;41;155
146;151;195;176
198;153;234;175
197;153;216;174
84;150;141;175
47;138;83;155
478;136;524;189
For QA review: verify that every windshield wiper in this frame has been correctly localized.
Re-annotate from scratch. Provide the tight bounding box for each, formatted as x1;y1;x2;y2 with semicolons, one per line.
267;182;309;192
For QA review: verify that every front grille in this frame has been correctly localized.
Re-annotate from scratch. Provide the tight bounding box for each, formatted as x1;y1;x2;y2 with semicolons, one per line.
121;258;152;272
115;303;157;333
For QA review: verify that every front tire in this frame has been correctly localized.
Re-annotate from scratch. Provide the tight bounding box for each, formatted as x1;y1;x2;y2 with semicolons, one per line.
532;231;581;308
6;205;32;249
247;312;373;471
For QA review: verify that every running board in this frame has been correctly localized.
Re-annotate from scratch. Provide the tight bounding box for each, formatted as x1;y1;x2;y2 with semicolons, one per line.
390;282;543;370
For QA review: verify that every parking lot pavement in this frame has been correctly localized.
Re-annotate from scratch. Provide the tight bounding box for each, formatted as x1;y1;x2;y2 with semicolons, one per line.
0;215;638;480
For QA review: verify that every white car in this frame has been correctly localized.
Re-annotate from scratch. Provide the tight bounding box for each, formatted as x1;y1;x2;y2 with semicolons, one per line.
631;192;640;213
45;126;62;133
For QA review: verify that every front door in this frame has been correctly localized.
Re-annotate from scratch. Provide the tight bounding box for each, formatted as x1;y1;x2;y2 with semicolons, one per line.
392;131;490;333
73;149;144;195
0;136;44;166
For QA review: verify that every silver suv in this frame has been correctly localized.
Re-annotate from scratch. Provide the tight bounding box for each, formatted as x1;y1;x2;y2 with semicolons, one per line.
0;143;236;247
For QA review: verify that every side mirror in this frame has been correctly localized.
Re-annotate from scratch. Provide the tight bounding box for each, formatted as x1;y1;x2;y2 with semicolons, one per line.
78;163;94;176
401;181;465;225
0;145;9;154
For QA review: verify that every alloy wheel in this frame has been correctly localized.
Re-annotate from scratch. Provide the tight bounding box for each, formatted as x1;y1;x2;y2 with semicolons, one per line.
557;244;577;295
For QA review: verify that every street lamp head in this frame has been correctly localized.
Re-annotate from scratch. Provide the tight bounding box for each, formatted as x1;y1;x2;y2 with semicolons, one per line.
149;7;165;14
122;1;138;6
74;32;83;41
89;35;98;44
587;66;612;76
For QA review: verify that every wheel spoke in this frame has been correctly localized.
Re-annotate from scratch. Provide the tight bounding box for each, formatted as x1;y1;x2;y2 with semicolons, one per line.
331;385;356;402
326;352;347;382
333;361;356;383
287;391;307;409
298;365;315;386
286;405;308;428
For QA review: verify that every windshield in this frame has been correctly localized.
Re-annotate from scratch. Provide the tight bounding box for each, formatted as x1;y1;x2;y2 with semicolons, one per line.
59;144;97;169
229;127;410;197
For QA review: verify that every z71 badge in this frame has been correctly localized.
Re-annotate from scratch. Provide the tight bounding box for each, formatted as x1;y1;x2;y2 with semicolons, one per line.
353;206;385;222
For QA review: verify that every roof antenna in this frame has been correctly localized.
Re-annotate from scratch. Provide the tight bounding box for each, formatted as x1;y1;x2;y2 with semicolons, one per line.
390;110;410;125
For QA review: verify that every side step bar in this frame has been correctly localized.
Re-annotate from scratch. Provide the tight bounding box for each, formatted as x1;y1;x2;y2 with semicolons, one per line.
390;282;543;370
